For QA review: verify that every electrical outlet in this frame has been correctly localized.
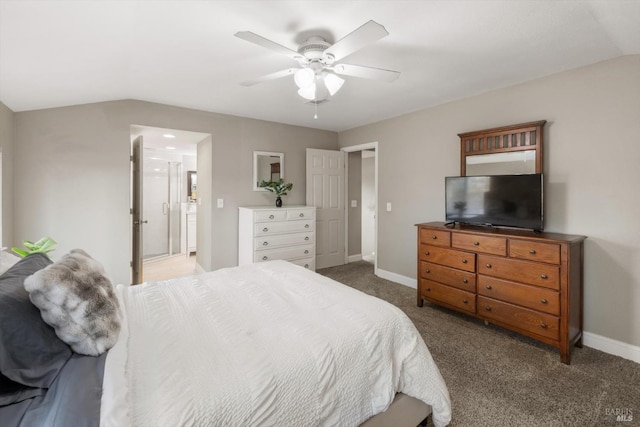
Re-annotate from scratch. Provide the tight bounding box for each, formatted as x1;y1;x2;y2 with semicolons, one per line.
351;200;358;208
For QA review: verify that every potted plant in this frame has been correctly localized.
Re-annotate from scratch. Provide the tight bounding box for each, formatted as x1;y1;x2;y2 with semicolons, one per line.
259;179;293;207
11;237;57;259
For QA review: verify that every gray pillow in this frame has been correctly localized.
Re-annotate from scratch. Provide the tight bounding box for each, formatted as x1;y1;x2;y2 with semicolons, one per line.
24;249;121;356
0;373;45;406
0;253;72;389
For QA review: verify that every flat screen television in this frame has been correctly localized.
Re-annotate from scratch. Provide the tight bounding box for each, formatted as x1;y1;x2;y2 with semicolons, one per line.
445;174;543;231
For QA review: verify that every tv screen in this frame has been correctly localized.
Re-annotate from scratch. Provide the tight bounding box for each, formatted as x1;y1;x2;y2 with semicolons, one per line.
445;174;543;231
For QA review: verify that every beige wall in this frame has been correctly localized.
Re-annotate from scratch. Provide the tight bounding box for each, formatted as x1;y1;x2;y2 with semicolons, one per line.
13;100;338;285
0;102;14;247
339;55;640;348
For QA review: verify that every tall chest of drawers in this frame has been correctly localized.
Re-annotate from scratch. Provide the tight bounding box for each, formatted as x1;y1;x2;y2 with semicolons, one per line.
239;206;316;271
416;221;586;364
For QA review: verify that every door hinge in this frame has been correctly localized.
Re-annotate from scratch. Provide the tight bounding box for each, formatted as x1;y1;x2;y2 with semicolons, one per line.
130;155;134;162
130;261;133;267
130;208;133;214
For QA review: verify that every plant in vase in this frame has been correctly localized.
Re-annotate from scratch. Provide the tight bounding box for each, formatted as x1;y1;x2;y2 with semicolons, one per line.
259;179;293;207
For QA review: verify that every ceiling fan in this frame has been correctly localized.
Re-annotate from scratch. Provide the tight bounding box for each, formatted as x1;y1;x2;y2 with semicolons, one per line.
234;20;400;104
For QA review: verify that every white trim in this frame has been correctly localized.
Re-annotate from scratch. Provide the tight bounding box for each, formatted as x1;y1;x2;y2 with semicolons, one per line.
348;254;363;263
374;270;640;363
376;268;417;289
582;332;640;364
341;142;378;275
195;262;206;274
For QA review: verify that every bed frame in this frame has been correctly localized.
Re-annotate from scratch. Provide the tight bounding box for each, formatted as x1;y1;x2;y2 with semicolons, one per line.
360;393;430;427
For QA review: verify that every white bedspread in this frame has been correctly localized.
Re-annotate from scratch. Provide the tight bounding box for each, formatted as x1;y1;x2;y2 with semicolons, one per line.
101;261;451;427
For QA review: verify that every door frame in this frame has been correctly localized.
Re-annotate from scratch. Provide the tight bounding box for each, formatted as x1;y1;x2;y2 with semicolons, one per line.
341;142;378;275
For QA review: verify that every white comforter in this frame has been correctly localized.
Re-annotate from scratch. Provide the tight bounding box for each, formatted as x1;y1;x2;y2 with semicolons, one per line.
101;261;451;427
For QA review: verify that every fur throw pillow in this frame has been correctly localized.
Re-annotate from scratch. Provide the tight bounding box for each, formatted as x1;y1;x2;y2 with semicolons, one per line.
24;249;121;356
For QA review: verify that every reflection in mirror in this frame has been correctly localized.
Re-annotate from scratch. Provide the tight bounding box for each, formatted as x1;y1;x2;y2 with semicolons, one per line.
187;171;197;200
253;151;284;191
466;150;536;176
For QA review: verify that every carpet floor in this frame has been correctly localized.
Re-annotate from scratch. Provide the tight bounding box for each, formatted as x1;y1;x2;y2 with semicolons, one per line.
317;261;640;427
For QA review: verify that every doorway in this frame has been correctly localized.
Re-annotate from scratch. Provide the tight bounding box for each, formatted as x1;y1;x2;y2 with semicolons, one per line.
342;142;378;274
130;125;209;284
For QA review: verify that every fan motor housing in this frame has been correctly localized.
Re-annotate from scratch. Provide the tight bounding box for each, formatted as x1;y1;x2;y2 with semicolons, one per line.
298;36;331;60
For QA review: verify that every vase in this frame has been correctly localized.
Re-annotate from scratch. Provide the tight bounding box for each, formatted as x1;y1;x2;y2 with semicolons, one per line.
275;196;282;208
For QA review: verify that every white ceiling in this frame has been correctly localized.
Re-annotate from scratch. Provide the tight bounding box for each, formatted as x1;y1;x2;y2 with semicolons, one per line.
1;1;638;132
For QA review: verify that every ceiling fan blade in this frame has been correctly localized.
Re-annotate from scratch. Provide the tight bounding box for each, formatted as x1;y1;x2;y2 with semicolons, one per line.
240;68;298;87
324;20;389;62
235;31;301;61
333;63;400;82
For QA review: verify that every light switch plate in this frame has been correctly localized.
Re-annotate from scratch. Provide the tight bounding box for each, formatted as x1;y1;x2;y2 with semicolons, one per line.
217;198;224;208
386;202;392;212
351;200;357;207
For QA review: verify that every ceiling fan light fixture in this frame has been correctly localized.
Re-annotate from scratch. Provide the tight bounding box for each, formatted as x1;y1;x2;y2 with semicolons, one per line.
324;73;344;96
294;68;315;89
297;84;316;100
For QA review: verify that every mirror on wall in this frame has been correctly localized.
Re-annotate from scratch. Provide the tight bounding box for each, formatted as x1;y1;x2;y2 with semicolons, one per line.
253;151;284;191
465;150;536;176
187;170;197;200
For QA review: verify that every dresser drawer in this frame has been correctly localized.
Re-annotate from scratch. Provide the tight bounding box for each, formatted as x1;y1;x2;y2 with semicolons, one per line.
255;232;314;250
254;210;287;222
478;296;559;340
509;239;561;265
420;279;476;314
478;255;560;290
288;257;315;271
286;208;316;221
255;220;314;236
420;261;476;293
254;244;314;263
419;228;450;247
452;233;507;256
419;244;475;272
478;275;559;316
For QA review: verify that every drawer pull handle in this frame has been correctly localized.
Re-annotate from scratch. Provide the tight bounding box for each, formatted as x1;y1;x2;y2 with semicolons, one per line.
269;215;274;219
541;274;548;280
485;284;492;290
462;299;468;304
304;264;309;268
424;269;430;274
263;227;268;232
540;298;548;304
424;251;430;256
305;236;309;241
461;259;468;264
529;249;536;254
431;235;437;240
262;256;268;261
485;306;492;311
540;323;548;329
262;242;268;246
486;263;492;268
305;224;310;228
299;213;304;217
463;279;468;284
473;241;480;246
304;250;309;254
425;287;431;291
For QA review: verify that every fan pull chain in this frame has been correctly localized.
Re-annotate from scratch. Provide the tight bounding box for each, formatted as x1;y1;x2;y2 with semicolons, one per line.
314;101;318;119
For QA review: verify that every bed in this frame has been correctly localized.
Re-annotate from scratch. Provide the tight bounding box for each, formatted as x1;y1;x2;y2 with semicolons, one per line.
0;253;451;427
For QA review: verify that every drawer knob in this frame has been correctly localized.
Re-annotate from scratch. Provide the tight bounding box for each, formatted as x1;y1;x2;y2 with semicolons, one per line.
540;323;548;329
540;298;548;304
462;299;468;304
424;269;430;274
485;263;492;268
262;242;269;246
269;215;275;219
485;284;492;290
461;259;468;264
425;287;431;291
263;227;268;232
304;264;309;268
463;279;468;284
299;213;304;217
431;235;437;240
424;251;430;256
541;274;548;280
262;256;268;261
305;236;310;241
529;249;536;254
485;306;492;311
304;250;309;254
305;224;310;228
473;241;480;246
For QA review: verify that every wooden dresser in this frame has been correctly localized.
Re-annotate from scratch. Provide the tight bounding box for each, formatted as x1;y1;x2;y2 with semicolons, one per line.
416;221;586;364
239;206;316;271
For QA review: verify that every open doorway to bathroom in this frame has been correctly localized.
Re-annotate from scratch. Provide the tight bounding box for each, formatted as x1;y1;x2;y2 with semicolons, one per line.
130;125;209;283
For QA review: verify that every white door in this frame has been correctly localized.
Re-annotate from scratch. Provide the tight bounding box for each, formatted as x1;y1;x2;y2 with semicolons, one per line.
306;149;345;269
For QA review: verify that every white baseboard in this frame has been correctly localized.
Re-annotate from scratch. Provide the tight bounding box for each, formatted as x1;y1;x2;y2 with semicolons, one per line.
374;269;640;364
195;262;205;274
347;254;363;263
582;332;640;364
